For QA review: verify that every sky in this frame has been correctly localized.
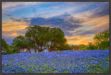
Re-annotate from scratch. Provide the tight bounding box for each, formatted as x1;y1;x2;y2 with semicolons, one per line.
2;2;109;45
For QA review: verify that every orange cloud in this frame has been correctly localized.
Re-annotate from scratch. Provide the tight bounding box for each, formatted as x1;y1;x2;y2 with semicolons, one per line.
82;15;109;26
65;35;94;45
2;20;29;38
68;15;109;36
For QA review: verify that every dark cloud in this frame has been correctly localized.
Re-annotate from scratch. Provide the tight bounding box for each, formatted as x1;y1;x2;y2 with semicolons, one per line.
30;14;83;36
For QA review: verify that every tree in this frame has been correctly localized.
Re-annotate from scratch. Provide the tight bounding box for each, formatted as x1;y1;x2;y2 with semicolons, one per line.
1;39;9;53
48;27;66;51
94;30;109;50
12;35;33;53
25;26;49;52
25;25;66;52
1;39;16;54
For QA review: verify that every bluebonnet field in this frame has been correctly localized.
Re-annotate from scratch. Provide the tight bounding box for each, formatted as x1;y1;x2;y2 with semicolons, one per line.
2;50;109;73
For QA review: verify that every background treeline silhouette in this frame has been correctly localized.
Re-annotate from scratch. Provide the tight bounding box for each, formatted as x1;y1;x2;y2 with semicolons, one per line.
1;26;109;54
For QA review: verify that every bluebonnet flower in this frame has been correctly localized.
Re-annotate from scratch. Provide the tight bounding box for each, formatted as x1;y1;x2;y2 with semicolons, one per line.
2;50;109;73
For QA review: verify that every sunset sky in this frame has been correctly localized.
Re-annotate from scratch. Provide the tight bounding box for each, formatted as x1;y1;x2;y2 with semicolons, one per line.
2;2;109;45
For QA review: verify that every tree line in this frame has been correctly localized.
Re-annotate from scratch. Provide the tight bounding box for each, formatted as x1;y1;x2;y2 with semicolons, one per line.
1;25;109;54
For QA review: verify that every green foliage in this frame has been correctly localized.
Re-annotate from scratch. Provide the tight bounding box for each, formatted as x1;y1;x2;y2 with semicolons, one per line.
48;27;66;51
9;45;19;54
79;30;110;50
94;30;109;50
88;63;109;73
1;39;18;54
12;35;33;53
1;39;9;52
25;25;66;52
86;42;97;50
57;44;73;50
78;44;87;50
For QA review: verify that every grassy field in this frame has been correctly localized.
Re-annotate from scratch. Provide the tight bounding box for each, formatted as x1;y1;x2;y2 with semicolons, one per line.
2;50;109;73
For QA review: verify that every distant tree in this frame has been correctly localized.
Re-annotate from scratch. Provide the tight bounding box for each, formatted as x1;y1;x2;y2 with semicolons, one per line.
72;45;80;50
57;44;73;50
94;30;109;50
86;42;97;50
79;44;87;50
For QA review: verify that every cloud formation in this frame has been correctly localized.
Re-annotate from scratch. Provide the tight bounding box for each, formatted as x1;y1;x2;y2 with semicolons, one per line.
30;14;83;35
2;2;109;45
